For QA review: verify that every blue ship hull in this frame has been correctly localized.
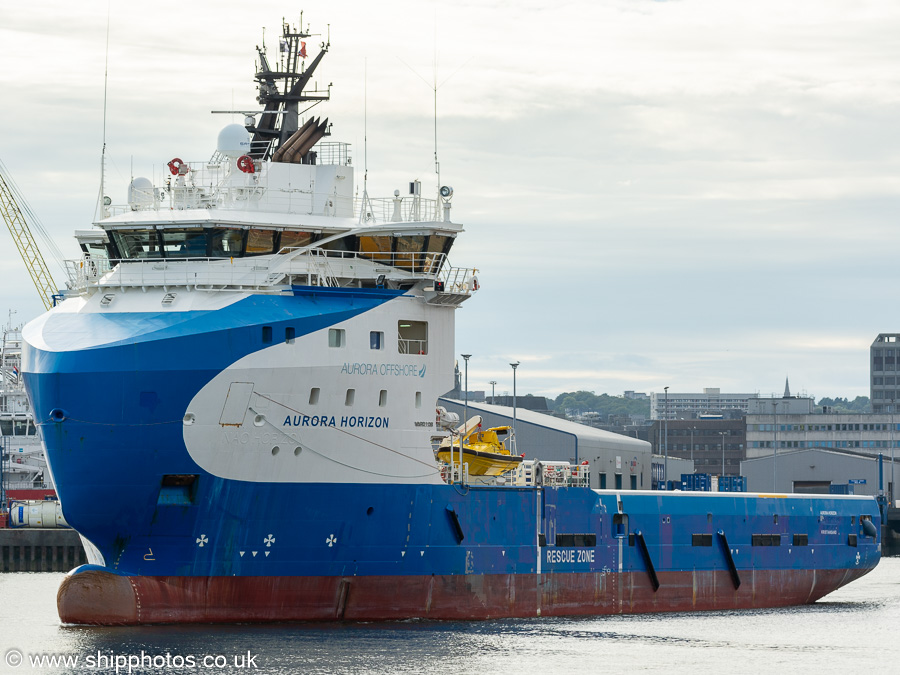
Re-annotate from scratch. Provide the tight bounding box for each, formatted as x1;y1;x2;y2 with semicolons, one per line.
22;290;882;623
50;484;879;623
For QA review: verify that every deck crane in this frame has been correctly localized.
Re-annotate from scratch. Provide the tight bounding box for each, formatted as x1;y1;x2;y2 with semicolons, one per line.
0;159;61;311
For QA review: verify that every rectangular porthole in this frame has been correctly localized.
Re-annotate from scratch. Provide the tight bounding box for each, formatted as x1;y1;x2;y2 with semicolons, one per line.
345;389;355;406
751;534;781;547
415;391;422;408
555;533;597;547
692;534;713;547
262;326;273;343
370;331;383;350
309;388;320;405
379;390;388;407
329;328;345;348
285;327;296;344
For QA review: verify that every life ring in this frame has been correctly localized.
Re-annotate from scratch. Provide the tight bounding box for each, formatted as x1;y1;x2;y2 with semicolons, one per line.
167;158;186;175
237;155;256;174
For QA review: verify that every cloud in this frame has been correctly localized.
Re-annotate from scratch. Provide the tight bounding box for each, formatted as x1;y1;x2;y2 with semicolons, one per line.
2;0;899;401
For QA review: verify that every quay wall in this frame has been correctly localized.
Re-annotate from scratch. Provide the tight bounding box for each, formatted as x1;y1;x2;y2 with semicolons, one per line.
0;528;87;572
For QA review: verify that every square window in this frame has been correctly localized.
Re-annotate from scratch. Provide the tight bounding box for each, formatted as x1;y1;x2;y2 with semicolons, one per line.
398;320;428;355
370;331;384;350
329;328;345;348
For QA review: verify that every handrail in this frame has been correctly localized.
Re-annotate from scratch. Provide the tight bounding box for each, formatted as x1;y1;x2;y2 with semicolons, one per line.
64;250;478;295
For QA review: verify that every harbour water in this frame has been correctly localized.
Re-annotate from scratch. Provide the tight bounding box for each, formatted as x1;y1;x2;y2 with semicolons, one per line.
1;557;898;674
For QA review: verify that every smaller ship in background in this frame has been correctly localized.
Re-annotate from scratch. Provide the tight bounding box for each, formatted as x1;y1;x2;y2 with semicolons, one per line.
0;318;55;527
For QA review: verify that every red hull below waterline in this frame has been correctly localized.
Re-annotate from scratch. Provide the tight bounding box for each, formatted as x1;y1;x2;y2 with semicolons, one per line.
57;567;873;625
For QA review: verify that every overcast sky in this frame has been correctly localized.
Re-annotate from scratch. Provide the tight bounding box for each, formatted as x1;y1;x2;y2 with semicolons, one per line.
2;0;899;402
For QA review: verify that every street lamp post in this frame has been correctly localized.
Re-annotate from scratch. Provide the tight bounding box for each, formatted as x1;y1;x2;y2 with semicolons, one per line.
510;362;520;453
664;386;669;484
461;354;472;427
489;380;497;404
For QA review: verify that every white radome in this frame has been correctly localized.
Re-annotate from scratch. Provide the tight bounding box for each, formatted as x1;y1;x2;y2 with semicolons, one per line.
128;177;154;207
217;123;252;158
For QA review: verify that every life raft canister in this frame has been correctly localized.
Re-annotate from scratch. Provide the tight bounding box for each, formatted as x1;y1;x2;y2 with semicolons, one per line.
237;155;256;174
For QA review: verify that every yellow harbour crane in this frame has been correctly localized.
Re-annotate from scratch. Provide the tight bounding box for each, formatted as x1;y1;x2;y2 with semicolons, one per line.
0;159;60;311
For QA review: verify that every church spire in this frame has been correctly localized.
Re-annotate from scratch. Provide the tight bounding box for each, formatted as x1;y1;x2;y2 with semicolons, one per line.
784;376;791;398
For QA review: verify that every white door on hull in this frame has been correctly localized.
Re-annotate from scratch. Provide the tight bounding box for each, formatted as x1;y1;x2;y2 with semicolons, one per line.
219;382;255;426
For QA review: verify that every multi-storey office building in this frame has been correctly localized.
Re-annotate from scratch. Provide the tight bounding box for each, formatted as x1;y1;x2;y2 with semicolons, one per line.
871;333;900;414
746;413;900;458
650;388;756;420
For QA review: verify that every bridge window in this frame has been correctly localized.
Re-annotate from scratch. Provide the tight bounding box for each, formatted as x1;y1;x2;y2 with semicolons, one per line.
359;235;392;263
395;236;426;271
210;228;244;257
246;229;276;256
398;321;427;355
161;228;207;258
111;229;159;259
280;231;315;250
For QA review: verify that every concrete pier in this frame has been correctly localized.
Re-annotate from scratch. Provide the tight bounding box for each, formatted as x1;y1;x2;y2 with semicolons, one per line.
0;528;87;572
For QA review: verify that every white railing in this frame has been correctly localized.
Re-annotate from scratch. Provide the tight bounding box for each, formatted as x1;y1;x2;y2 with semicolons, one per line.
65;249;479;296
66;257;281;291
315;142;352;166
113;181;357;219
398;339;427;355
358;197;440;223
112;182;445;224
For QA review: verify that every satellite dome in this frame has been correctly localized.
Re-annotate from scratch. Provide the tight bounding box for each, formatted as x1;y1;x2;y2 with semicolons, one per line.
128;177;154;208
217;124;251;158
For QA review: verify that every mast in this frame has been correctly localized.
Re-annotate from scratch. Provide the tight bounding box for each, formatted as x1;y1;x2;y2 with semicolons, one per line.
249;16;332;159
